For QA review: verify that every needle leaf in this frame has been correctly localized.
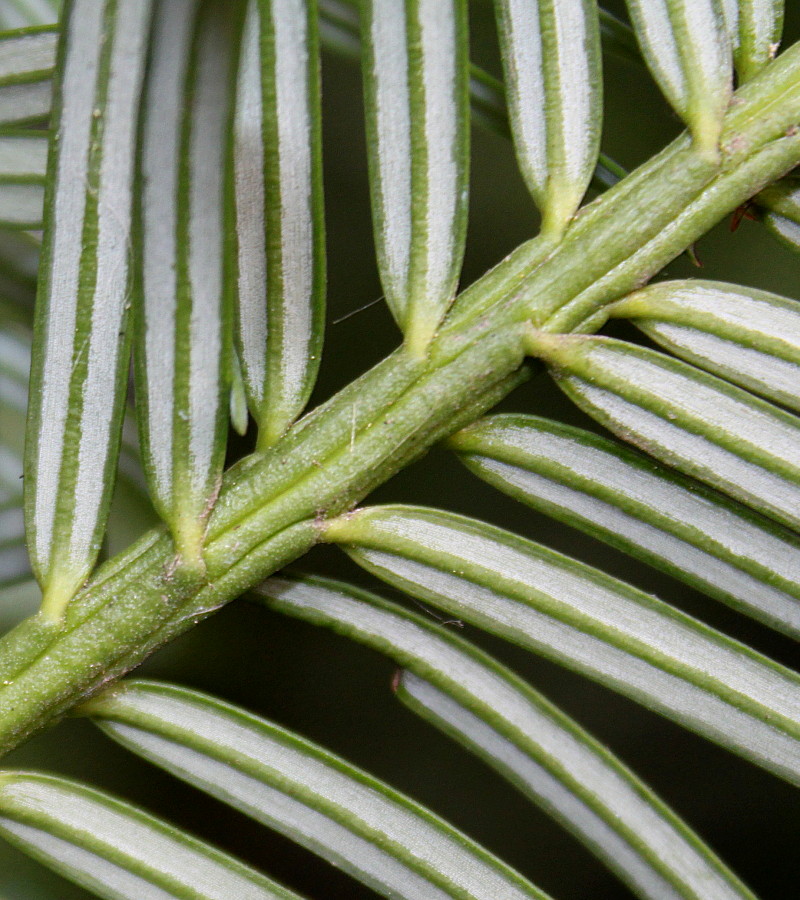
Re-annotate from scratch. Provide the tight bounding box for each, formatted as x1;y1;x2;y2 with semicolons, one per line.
327;504;800;785
362;0;470;353
24;0;152;618
231;0;325;448
494;0;602;236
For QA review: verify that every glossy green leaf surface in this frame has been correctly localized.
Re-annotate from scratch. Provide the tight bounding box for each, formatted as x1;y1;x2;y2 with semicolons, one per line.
0;25;55;125
494;0;602;236
530;333;800;532
362;0;470;352
25;0;152;618
624;0;732;156
327;505;800;785
610;279;800;412
258;574;755;900
86;679;549;900
0;771;298;899
231;0;325;448
452;414;800;639
134;0;239;567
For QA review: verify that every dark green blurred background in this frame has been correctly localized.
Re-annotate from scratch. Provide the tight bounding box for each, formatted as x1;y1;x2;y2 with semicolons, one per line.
3;2;800;897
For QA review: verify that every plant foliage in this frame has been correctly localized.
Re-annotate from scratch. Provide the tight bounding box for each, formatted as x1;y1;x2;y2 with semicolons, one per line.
0;0;798;898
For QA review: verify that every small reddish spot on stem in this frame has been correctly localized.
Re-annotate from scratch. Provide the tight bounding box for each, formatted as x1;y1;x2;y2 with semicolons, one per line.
686;244;703;268
730;202;758;232
391;669;403;693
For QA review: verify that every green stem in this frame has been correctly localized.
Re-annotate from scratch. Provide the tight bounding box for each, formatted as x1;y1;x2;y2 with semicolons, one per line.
1;44;800;756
